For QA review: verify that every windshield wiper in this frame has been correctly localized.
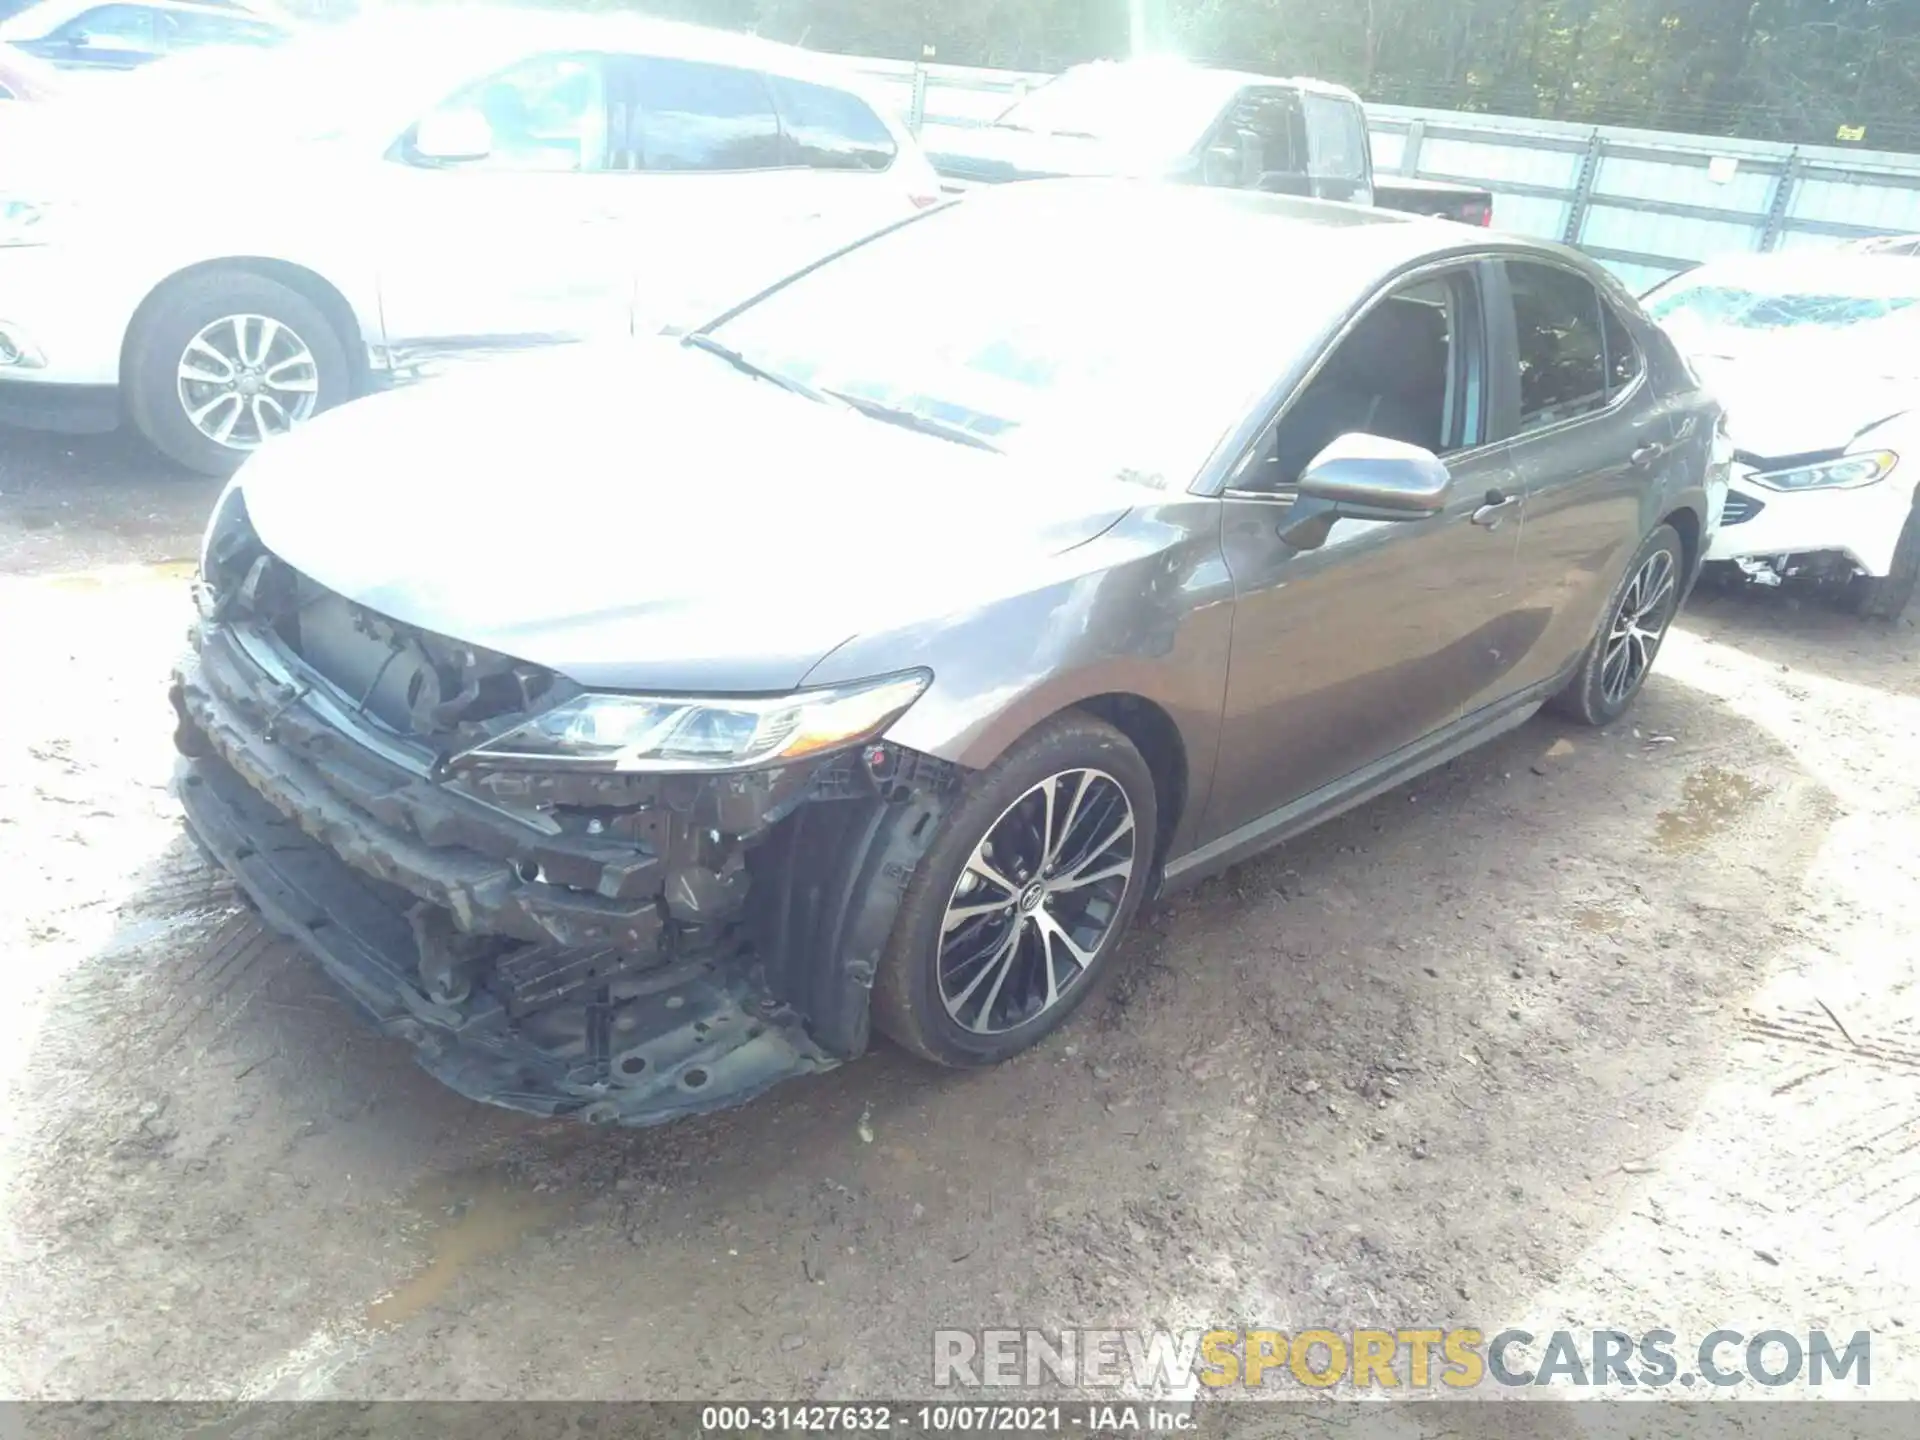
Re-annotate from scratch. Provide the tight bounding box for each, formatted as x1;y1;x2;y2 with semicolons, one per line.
681;333;829;403
991;120;1035;132
824;390;1003;453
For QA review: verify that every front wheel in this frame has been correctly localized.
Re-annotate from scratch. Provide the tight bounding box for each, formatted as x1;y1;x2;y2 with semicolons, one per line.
126;271;351;476
872;712;1157;1068
1549;523;1685;727
1846;496;1920;622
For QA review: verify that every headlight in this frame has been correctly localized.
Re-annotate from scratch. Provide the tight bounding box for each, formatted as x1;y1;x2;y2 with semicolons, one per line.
1749;450;1897;492
453;671;932;774
0;199;58;248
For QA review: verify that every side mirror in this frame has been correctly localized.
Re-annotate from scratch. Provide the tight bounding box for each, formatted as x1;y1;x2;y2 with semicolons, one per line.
1280;433;1452;550
412;109;494;164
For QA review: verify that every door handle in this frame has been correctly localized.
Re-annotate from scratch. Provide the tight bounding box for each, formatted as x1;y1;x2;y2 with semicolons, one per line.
1471;491;1520;529
1631;441;1670;468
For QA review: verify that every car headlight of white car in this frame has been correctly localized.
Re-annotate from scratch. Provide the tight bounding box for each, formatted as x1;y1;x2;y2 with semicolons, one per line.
453;671;933;774
1747;450;1898;492
0;197;59;248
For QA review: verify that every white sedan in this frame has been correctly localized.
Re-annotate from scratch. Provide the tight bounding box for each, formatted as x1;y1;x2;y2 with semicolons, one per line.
1644;250;1920;619
0;10;941;473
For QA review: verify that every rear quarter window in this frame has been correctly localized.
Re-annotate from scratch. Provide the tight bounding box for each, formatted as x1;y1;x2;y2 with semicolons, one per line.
769;73;895;172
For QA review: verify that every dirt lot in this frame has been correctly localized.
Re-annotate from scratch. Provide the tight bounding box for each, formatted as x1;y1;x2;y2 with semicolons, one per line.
2;423;1917;1404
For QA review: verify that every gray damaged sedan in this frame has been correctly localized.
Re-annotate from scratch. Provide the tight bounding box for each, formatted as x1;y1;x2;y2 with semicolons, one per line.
171;181;1725;1127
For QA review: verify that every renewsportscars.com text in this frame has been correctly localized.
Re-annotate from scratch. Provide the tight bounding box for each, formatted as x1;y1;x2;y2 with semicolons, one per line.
932;1327;1872;1390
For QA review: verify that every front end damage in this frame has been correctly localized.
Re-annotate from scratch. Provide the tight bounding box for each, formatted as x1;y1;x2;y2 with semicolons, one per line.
169;501;959;1127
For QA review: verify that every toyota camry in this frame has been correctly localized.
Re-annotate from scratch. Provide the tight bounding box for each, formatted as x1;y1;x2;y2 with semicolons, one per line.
171;180;1723;1127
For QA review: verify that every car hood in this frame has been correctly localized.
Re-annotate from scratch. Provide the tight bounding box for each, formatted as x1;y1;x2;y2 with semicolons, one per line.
921;122;1173;182
237;340;1140;693
1689;353;1915;463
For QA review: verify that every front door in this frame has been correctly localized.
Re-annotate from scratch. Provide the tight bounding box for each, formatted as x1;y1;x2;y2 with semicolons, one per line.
1203;263;1525;843
375;51;639;371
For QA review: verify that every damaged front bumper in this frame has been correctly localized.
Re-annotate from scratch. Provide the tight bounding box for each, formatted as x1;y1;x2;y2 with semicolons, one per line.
177;749;830;1123
170;601;957;1128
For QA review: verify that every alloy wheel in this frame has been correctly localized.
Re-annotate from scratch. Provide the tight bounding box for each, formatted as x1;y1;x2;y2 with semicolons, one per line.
176;313;321;450
937;768;1137;1036
1601;546;1678;706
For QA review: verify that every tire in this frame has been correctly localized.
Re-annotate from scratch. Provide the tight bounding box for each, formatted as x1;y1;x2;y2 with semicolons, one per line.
125;270;351;477
1549;523;1685;727
871;711;1157;1068
1847;497;1920;622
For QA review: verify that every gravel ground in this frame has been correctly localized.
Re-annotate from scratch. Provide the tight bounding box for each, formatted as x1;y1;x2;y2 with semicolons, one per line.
2;422;1917;1405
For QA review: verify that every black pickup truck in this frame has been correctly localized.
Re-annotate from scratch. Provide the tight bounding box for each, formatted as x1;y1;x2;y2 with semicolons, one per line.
922;59;1494;227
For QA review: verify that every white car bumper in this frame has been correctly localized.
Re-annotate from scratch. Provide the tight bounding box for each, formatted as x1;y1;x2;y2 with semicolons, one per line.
0;243;150;389
1703;464;1919;578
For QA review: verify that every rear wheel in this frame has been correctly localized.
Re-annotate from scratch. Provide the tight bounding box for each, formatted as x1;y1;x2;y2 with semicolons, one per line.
126;271;350;476
1846;497;1920;621
872;712;1156;1068
1549;523;1685;727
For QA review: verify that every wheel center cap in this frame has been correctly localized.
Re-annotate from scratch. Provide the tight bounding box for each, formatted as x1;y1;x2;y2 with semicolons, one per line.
1019;881;1046;913
237;372;262;396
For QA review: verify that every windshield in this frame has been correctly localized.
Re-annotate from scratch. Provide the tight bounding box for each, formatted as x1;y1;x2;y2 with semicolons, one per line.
707;193;1353;484
989;63;1232;148
1645;262;1920;378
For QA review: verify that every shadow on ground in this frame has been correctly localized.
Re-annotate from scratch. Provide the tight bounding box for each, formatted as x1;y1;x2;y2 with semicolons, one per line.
1683;574;1919;697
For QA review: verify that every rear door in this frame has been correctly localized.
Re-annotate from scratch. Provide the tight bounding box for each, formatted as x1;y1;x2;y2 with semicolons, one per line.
1497;258;1677;695
611;53;815;335
766;72;926;241
1204;261;1524;843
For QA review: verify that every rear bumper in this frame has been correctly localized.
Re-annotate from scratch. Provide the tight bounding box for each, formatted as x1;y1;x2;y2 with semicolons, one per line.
178;749;833;1125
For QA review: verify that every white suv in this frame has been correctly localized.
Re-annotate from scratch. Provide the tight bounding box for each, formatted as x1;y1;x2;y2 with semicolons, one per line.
0;10;941;473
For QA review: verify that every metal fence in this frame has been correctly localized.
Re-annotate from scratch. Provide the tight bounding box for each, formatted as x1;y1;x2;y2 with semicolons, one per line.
840;54;1920;293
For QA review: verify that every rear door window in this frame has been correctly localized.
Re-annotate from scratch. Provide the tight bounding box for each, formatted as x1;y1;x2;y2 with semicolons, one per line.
626;56;785;172
768;73;895;172
161;10;282;49
1506;260;1610;432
